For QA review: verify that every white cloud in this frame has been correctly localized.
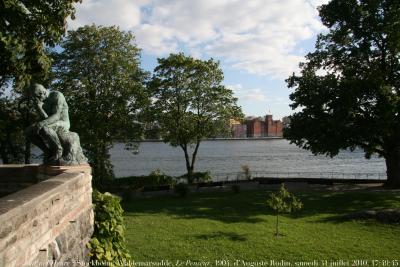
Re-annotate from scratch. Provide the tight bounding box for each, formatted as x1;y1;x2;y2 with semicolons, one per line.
69;0;331;78
67;0;147;30
228;84;267;103
241;88;267;102
226;84;242;93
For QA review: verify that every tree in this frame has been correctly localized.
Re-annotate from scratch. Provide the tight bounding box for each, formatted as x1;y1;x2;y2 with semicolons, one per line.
149;53;243;183
285;0;400;187
267;184;303;237
0;96;26;163
0;0;80;88
52;25;149;186
0;0;79;164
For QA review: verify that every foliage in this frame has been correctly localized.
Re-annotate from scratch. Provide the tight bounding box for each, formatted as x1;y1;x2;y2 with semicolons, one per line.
0;0;79;164
267;184;303;237
0;0;79;88
174;183;190;197
0;96;27;163
241;165;252;180
52;25;149;185
180;171;212;184
88;190;131;266
112;172;175;191
149;53;243;182
284;0;400;187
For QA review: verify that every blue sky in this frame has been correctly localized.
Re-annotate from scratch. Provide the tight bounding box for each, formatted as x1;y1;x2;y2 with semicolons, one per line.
68;0;329;120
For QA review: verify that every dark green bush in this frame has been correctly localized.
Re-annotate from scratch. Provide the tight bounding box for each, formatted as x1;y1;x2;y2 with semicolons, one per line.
88;190;130;266
112;171;174;191
174;183;189;197
180;171;212;184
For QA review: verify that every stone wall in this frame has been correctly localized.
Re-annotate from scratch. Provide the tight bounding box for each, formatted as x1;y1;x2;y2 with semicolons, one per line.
0;165;94;267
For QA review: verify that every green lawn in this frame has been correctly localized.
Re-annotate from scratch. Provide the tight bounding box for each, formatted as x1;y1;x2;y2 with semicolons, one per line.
123;190;400;264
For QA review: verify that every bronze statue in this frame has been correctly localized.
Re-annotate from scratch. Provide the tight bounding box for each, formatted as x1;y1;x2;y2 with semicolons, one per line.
26;83;87;165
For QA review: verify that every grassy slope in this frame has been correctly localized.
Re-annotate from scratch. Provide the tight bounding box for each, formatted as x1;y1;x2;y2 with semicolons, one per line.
123;190;400;261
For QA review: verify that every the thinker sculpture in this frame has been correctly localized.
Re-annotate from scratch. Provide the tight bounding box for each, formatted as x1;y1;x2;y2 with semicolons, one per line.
26;83;87;165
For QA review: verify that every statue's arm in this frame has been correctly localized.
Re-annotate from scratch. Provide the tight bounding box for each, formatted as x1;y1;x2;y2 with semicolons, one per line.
40;93;64;126
34;100;48;119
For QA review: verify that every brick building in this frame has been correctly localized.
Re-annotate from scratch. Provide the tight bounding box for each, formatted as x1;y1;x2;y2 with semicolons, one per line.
229;119;247;138
265;115;283;137
240;114;283;138
246;117;264;137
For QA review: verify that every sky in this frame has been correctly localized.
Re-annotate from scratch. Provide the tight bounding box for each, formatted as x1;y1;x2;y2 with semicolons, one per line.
67;0;330;120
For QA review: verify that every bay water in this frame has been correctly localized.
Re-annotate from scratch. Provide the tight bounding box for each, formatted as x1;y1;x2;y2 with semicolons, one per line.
110;139;386;178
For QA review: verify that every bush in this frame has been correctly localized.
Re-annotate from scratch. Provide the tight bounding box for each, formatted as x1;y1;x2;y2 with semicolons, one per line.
241;165;252;180
112;171;175;191
87;190;130;266
174;183;189;197
180;171;212;184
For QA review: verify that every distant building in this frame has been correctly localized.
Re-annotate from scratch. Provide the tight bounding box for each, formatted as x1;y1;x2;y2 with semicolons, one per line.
265;115;283;137
246;117;264;137
232;124;247;138
241;114;283;138
229;118;246;138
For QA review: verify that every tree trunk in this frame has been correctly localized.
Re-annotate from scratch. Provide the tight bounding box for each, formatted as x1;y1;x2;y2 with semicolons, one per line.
385;149;400;188
190;140;201;180
181;145;192;183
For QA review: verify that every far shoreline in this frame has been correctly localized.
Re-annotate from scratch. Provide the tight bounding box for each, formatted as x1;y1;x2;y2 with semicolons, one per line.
139;137;285;142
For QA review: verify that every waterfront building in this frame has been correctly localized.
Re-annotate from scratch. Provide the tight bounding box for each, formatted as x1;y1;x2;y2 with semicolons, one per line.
233;114;283;138
265;115;283;137
245;117;264;137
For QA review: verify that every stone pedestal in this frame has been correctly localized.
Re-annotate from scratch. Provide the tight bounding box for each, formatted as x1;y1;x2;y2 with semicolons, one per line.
0;164;94;267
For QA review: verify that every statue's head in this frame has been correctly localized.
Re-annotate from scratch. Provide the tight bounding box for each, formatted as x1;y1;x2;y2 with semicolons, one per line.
31;83;48;101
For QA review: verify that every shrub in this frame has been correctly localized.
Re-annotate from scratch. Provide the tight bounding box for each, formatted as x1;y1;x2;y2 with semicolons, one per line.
112;171;174;191
266;183;303;237
241;165;252;180
88;190;130;266
174;183;189;197
180;171;212;184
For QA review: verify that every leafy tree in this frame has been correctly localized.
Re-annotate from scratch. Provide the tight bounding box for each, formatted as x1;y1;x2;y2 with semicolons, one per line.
285;0;400;187
0;0;79;164
52;25;149;186
1;0;80;88
0;95;26;163
267;184;303;237
149;53;243;183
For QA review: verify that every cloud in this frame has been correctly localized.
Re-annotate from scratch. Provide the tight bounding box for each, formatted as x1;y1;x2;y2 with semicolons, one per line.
226;84;243;93
241;88;267;102
67;0;147;30
69;0;330;78
227;84;267;103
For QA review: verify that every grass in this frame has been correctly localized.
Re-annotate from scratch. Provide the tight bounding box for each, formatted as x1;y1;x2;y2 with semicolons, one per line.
123;190;400;263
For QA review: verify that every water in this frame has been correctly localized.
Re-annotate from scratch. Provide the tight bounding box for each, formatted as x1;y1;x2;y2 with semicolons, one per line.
110;139;386;178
